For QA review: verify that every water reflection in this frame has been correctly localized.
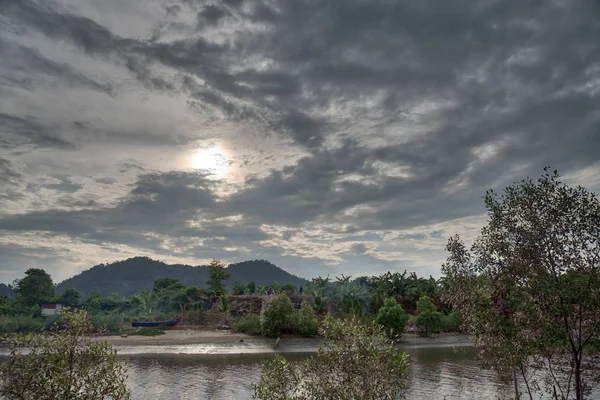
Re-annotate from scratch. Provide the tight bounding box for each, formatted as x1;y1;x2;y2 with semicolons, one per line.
125;348;520;400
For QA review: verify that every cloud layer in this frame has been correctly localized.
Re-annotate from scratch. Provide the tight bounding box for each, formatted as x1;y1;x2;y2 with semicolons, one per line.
1;0;599;283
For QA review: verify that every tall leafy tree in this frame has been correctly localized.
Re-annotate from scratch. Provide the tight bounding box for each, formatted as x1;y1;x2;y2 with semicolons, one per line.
56;288;82;306
443;168;600;400
206;259;230;296
13;269;54;306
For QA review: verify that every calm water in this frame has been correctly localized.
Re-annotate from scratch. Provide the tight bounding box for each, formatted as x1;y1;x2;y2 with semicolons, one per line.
123;346;524;400
2;342;598;399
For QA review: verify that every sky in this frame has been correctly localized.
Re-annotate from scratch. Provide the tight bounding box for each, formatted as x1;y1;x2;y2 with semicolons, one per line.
1;0;599;284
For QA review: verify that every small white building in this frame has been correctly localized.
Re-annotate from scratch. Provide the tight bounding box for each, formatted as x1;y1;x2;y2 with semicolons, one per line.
41;303;64;317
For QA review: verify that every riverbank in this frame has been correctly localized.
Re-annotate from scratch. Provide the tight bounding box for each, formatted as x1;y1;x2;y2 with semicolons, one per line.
102;328;472;350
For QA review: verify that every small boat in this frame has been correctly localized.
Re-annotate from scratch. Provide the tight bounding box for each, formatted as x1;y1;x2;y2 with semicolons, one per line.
131;315;182;328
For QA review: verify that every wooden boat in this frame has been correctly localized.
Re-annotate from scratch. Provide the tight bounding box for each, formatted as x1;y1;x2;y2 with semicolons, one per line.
131;315;182;328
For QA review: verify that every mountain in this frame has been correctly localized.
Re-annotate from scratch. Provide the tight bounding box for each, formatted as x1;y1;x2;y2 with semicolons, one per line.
56;257;308;297
0;283;13;299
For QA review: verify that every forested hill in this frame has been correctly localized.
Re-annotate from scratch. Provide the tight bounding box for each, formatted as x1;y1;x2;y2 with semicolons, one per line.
56;257;308;297
0;283;13;299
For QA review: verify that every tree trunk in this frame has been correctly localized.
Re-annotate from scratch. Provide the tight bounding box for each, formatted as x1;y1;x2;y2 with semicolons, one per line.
513;366;520;400
574;352;583;400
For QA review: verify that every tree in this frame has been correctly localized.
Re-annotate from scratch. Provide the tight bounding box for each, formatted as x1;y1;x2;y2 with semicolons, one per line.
137;288;156;316
247;281;256;295
252;318;409;400
289;301;319;337
333;279;369;316
443;168;600;400
206;259;230;296
414;296;442;337
261;294;294;338
56;288;82;307
232;281;246;295
375;297;409;338
257;284;267;295
0;307;130;399
13;269;54;306
153;278;181;293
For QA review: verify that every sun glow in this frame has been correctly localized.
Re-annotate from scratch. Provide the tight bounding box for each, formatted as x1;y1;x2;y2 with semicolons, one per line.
189;145;230;177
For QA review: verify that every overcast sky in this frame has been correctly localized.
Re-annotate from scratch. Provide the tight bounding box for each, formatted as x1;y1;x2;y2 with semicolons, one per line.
1;0;599;284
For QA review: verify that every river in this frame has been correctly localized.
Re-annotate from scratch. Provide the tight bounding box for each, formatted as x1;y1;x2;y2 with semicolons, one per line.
122;345;522;399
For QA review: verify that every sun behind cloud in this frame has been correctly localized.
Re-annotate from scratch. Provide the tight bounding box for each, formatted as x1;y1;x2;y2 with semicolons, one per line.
188;144;230;178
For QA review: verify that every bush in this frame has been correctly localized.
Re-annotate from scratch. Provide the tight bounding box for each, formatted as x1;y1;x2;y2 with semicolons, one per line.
89;312;124;333
235;314;262;335
289;301;319;337
253;318;409;399
440;311;462;332
0;308;130;399
0;317;18;334
414;297;442;336
15;316;45;333
261;294;294;338
416;296;437;314
374;297;409;338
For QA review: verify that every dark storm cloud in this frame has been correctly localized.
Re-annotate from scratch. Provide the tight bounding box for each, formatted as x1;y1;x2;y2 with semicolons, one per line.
196;5;231;27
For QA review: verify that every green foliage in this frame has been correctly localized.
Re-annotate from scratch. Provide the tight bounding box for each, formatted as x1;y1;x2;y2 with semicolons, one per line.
219;294;230;312
0;308;130;400
252;318;409;400
414;311;442;336
137;288;156;316
0;315;45;334
235;314;262;335
440;311;462;332
416;296;437;314
206;259;230;296
374;297;409;338
56;288;82;306
13;268;54;306
247;281;256;295
89;312;124;333
153;278;181;292
443;168;600;399
289;301;319;337
232;281;246;295
414;296;441;336
261;294;294;338
257;284;267;295
334;279;369;316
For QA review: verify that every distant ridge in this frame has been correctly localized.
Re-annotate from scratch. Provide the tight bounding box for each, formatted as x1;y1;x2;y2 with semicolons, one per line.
56;257;308;297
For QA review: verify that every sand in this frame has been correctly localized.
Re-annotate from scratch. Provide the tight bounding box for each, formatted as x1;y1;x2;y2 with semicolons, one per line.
100;328;471;348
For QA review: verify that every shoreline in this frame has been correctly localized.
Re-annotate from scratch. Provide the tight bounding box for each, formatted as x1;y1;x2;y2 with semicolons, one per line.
100;329;473;355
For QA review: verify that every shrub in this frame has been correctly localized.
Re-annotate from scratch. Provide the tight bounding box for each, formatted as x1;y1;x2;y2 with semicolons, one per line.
0;317;18;334
235;314;262;335
374;297;409;338
261;294;294;338
89;312;124;333
440;311;462;332
15;316;45;333
414;296;442;336
0;308;130;399
289;301;319;337
253;318;409;399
